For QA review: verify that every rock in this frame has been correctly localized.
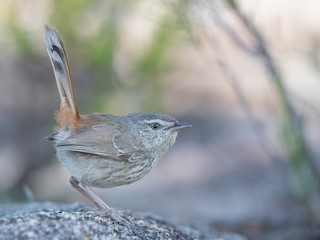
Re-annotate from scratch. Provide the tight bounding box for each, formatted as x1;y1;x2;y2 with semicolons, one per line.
0;202;246;240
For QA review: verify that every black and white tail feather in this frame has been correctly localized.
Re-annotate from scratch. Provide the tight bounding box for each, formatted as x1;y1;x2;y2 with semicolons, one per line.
45;25;80;119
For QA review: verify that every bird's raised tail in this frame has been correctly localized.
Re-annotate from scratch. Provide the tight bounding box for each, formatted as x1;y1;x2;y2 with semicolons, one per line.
45;25;80;129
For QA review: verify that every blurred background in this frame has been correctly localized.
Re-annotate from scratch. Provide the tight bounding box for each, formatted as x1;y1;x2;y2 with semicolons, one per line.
0;0;320;239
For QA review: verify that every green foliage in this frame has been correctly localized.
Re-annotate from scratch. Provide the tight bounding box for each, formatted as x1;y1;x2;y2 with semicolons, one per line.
132;1;194;110
135;16;174;77
227;0;238;9
5;4;35;58
43;1;191;113
49;0;91;38
3;1;194;113
135;1;192;78
87;25;118;72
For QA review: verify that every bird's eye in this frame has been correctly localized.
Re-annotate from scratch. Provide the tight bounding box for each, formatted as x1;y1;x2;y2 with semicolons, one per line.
149;122;161;130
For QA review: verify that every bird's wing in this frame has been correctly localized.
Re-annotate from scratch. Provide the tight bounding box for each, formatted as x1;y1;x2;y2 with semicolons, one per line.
56;124;145;162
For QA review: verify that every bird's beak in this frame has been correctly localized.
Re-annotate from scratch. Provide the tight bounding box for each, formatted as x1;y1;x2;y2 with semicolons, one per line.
170;122;192;132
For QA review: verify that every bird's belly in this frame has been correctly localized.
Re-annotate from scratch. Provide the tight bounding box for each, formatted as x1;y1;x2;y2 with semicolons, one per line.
56;150;157;188
93;159;155;188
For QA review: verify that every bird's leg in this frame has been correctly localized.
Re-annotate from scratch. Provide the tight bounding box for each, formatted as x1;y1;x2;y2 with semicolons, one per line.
69;177;129;225
69;177;109;211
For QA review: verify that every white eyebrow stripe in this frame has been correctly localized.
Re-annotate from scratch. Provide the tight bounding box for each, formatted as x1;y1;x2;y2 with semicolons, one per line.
144;119;169;125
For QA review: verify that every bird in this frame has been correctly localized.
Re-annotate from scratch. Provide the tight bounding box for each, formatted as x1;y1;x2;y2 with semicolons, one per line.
44;25;191;223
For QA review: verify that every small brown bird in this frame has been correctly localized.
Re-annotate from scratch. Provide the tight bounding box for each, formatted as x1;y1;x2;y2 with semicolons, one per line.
45;26;191;223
